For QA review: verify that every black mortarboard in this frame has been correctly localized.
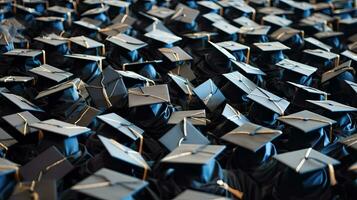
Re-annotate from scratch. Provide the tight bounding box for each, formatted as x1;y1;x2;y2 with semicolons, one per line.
212;20;240;35
221;122;282;152
168;110;207;126
304;37;332;52
270;27;303;42
321;61;355;83
303;49;339;67
159;46;193;63
340;134;357;152
35;78;80;100
81;6;109;17
238;25;271;36
3;49;44;65
168;73;195;96
278;110;336;133
288;81;329;100
208;41;236;61
9;180;57;200
197;0;222;14
274;148;340;174
222;104;249;126
307;100;357;113
29;64;73;83
276;59;317;77
19;146;74;181
99;23;131;37
173;189;230;200
345;80;357;94
258;7;293;16
231;60;266;76
106;33;147;52
262;15;292;28
160;144;225;166
33;34;68;47
147;6;175;19
144;29;182;46
0;76;34;84
169;63;196;82
171;3;200;24
247;87;290;115
216;41;249;53
1;92;44;112
233;16;259;27
66;104;101;127
159;118;209;151
193;79;226;112
69;36;104;55
223;71;257;94
128;84;170;107
2;111;40;136
71;168;148;200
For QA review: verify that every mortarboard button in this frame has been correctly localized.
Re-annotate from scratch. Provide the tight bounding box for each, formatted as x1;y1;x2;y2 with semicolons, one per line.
128;84;170;107
221;122;282;152
168;110;207;126
193;79;226;112
254;41;290;52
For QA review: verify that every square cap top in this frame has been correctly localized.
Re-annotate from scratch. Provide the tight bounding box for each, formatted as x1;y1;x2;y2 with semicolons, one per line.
314;31;344;39
144;29;182;45
278;110;336;133
222;104;249;126
65;54;105;62
223;71;257;94
270;27;302;42
173;190;230;200
341;50;357;62
183;31;218;40
29;119;91;138
303;49;338;60
10;180;57;200
0;76;34;83
168;73;195;96
30;64;73;83
216;41;249;52
3;49;43;57
0;128;17;151
34;34;69;46
229;1;255;13
287;81;329;97
274;148;340;174
263;15;292;27
276;59;317;76
169;64;196;82
116;70;155;85
47;5;74;14
233;16;259;27
1;92;44;112
112;14;136;26
231;60;266;76
197;1;222;10
104;0;131;8
13;4;41;15
83;0;105;4
73;20;101;31
106;34;147;51
239;25;271;35
161;144;226;166
69;36;103;49
307;100;357;113
35;16;65;22
97;113;144;141
321;61;354;83
147;6;175;19
280;0;314;10
254;41;290;52
212;21;240;35
171;3;200;24
128;84;170;107
168;110;207;126
0;157;18;176
247;87;290;115
221;122;282;152
81;6;109;16
159;46;193;62
2;111;40;136
340;134;357;151
193;79;226;112
258;7;293;15
304;37;332;52
159;118;210;151
35;78;80;99
98;135;150;170
345;80;357;94
19;146;74;181
209;41;236;61
202;12;226;23
72;168;148;200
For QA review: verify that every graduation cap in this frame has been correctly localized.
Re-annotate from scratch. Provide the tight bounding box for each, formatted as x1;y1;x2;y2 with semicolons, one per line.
35;78;80;100
247;87;290;115
168;110;207;126
307;100;357;113
144;29;182;46
276;59;317;77
193;79;226;112
128;84;170;107
315;31;344;40
99;23;131;37
288;81;329;100
254;41;290;52
116;70;155;87
106;33;147;52
221;122;282;152
223;71;257;94
147;6;175;19
47;5;75;16
262;15;292;27
168;73;195;96
270;27;303;42
169;63;196;82
1;92;44;112
159;118;210;151
274;148;340;174
216;41;250;62
227;1;256;20
197;0;222;14
34;34;69;47
231;60;266;76
3;49;45;65
321;60;355;83
2;111;40;136
212;20;240;35
202;12;226;23
30;64;73;83
233;16;259;27
304;37;332;52
69;36;105;55
19;146;74;181
161;144;225;166
66;105;101;127
0;76;34;84
111;13;136;26
9;180;57;200
71;168;149;200
98;135;150;179
208;41;236;61
173;189;230;200
341;50;357;62
0;128;17;157
258;7;293;16
13;4;41;16
303;49;339;68
73;20;101;31
222;104;249;126
159;46;193;63
171;3;200;24
97;113;144;152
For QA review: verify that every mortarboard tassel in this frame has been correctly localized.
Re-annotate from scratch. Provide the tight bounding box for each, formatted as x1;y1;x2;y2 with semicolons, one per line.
17;113;28;135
